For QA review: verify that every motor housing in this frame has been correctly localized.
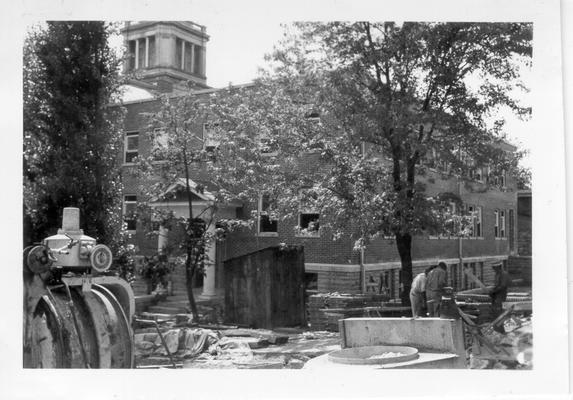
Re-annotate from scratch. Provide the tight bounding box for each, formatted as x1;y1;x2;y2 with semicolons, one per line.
42;207;113;272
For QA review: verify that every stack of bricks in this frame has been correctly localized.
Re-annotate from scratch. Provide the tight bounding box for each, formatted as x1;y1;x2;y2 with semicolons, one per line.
317;271;361;293
307;293;390;331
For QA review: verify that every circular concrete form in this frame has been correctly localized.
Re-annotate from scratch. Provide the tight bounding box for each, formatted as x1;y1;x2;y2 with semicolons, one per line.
328;345;419;365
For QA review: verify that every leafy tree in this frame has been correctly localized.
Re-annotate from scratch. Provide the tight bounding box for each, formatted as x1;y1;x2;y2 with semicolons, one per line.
210;22;531;304
135;94;245;320
23;22;125;246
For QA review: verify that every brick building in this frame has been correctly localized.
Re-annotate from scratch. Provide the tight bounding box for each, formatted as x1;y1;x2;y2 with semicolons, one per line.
119;21;523;299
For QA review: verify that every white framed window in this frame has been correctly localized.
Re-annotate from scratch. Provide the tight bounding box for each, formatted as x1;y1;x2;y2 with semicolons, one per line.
124;131;139;164
500;169;507;188
441;201;457;238
466;205;483;238
471;166;487;183
202;122;220;161
475;206;482;237
491;169;507;188
127;36;156;71
150;128;168;161
202;122;220;149
123;195;137;232
479;166;488;183
299;213;320;236
152;128;168;148
257;194;278;236
494;209;506;238
297;189;320;237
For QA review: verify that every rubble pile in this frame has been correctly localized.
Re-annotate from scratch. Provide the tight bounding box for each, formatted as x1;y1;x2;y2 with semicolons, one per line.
134;314;341;369
468;315;533;370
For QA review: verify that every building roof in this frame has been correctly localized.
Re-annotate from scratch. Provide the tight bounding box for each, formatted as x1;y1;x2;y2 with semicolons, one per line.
119;84;155;102
155;178;216;203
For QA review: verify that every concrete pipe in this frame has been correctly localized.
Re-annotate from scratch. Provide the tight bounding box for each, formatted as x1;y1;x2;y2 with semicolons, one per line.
25;283;134;368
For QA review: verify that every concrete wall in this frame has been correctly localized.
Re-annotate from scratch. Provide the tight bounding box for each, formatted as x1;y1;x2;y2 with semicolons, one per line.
339;317;466;368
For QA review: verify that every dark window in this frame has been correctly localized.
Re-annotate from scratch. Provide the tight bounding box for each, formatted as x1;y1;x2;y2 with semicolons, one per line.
300;213;320;232
500;210;506;237
148;36;156;67
193;45;203;75
184;41;193;72
175;38;183;69
475;206;482;237
258;194;278;234
259;215;277;233
494;210;500;237
127;36;155;71
128;40;136;70
305;273;318;291
137;39;146;69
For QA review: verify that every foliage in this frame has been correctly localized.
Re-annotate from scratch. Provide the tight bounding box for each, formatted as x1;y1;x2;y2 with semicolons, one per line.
23;22;126;246
209;22;531;302
515;165;532;190
133;94;247;319
109;232;138;285
139;252;173;293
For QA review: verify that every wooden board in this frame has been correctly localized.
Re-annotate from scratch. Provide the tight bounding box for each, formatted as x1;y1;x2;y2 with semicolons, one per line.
224;246;306;329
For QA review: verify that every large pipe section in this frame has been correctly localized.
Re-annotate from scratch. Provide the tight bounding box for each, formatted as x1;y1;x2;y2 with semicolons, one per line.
24;207;135;368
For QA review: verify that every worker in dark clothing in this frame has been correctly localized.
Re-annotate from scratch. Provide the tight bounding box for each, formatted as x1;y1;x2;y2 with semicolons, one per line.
426;261;447;317
490;263;511;319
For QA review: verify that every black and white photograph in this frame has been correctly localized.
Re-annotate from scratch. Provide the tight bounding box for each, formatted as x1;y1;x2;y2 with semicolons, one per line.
3;0;571;398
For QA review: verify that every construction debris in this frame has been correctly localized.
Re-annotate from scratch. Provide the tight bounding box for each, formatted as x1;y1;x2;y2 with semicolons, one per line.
468;315;533;369
133;314;340;369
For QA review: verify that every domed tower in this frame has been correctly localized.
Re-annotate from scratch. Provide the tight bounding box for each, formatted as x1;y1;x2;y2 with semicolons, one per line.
122;21;210;92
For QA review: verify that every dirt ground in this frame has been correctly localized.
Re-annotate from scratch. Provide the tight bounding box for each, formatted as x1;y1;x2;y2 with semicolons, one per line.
134;313;532;369
134;321;341;369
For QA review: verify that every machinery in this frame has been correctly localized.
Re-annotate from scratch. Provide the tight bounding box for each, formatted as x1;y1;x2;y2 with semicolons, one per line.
23;207;135;368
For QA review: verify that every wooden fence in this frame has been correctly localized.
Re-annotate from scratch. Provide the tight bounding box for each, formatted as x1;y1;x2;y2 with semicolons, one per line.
224;246;306;329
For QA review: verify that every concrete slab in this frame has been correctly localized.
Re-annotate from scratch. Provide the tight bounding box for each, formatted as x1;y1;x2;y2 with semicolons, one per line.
304;351;461;370
338;318;466;369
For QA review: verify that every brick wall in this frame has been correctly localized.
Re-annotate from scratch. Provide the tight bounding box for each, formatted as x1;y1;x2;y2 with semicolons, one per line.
121;96;521;295
508;255;532;285
517;194;532;256
517;214;532;256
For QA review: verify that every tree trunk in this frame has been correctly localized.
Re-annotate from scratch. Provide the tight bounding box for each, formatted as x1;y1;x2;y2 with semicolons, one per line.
182;149;199;320
395;232;413;306
185;251;199;319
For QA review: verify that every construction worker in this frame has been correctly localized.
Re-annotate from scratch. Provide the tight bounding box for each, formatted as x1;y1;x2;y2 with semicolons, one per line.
409;266;434;317
490;263;511;319
426;261;448;317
